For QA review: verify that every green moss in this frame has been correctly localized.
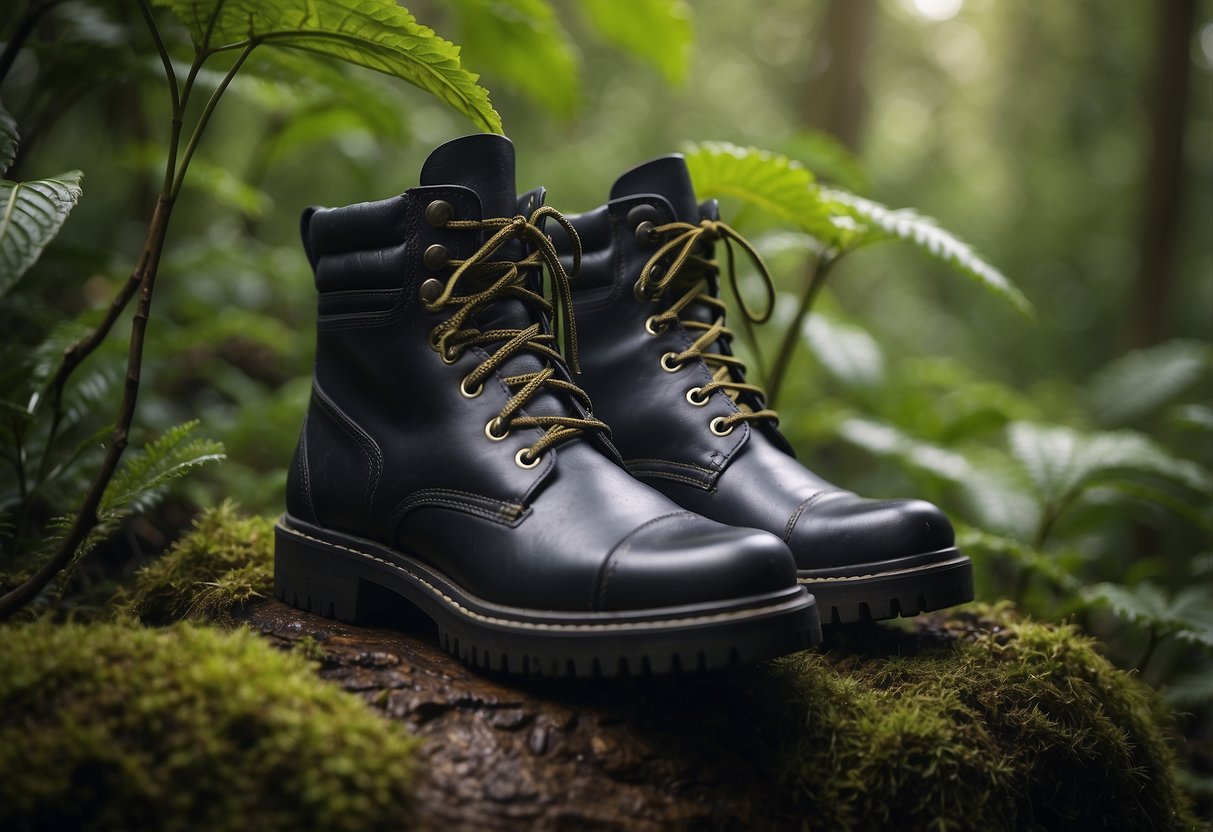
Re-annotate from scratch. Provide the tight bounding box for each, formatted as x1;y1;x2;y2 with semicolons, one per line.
0;621;417;832
109;506;1196;829
749;607;1196;831
115;501;274;624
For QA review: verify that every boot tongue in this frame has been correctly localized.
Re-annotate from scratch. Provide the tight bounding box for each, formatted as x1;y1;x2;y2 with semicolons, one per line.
609;154;700;223
420;133;518;220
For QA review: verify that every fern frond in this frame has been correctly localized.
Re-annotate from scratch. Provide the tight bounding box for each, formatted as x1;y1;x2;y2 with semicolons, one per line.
101;420;226;515
821;188;1033;317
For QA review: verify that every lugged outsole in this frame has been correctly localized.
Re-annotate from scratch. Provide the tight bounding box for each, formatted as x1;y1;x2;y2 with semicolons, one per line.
800;552;974;625
273;516;822;678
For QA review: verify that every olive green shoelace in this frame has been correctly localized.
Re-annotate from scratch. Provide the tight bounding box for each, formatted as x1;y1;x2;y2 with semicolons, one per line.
635;219;780;430
424;206;609;464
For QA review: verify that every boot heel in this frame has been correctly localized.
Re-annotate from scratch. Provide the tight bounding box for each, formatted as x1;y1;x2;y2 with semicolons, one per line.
274;521;384;622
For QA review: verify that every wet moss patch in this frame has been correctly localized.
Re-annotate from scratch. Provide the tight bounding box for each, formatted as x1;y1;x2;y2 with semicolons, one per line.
0;622;418;832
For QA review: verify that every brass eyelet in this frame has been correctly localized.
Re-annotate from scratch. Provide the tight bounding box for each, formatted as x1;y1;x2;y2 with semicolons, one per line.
425;200;454;227
634;220;656;246
644;315;668;336
440;346;459;365
515;448;542;469
709;416;735;437
418;277;443;305
685;387;709;407
460;376;483;398
633;278;653;302
485;418;510;441
660;352;683;373
423;244;450;271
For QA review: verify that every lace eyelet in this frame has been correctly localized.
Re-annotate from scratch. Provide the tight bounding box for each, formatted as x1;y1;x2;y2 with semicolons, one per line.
660;352;684;373
709;416;735;437
423;244;450;271
460;376;483;398
419;278;444;305
515;448;542;469
685;387;709;406
425;200;454;227
440;346;459;365
644;315;668;336
634;220;656;246
485;418;510;441
633;278;656;302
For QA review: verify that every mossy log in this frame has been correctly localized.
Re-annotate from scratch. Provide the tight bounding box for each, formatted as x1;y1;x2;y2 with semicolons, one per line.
18;504;1186;831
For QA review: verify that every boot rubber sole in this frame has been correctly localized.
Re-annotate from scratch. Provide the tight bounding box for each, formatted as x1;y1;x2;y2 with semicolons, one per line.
797;547;974;625
274;516;822;678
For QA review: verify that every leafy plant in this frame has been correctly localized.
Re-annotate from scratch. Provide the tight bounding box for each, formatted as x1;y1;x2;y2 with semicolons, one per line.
0;0;502;618
683;140;1031;406
0;103;82;295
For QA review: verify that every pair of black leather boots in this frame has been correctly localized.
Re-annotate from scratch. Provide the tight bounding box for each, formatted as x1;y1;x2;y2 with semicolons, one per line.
273;134;973;677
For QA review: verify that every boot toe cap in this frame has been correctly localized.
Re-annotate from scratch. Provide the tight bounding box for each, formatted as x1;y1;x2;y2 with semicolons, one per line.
789;493;956;571
595;513;797;612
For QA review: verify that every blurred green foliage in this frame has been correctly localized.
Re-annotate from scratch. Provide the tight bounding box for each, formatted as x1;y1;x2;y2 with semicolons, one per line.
1;0;1210;810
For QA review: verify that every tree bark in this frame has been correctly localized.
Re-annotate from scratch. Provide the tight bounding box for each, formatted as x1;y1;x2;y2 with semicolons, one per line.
1127;0;1196;348
801;0;877;150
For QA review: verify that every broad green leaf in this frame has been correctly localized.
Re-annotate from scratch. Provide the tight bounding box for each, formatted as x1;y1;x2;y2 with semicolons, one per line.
0;171;84;297
153;0;501;133
1087;339;1213;427
837;417;973;484
837;418;1039;534
450;0;580;118
581;0;693;85
1084;582;1213;649
780;129;869;194
0;103;16;176
821;188;1033;318
683;142;839;243
183;159;272;218
802;312;885;388
1170;404;1213;433
1008;421;1213;507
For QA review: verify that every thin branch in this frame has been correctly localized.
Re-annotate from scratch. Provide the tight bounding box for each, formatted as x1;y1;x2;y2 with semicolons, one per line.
170;43;255;197
0;0;67;88
0;196;174;620
766;254;836;408
135;0;181;195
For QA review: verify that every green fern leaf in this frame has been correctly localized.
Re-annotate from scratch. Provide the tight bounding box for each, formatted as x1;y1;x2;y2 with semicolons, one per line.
0;103;17;177
1008;421;1213;508
683;141;841;243
1162;668;1213;708
153;0;501;132
0;171;84;297
450;0;580;118
581;0;693;85
1085;582;1213;650
955;526;1082;593
837;417;1039;535
821;188;1032;318
1087;339;1213;427
101;420;226;515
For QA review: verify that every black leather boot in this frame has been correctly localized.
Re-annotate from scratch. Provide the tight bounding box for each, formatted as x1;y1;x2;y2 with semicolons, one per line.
553;154;974;625
274;135;820;676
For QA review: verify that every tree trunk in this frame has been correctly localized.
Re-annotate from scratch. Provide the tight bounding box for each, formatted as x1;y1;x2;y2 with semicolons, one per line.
801;0;877;150
1127;0;1196;348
